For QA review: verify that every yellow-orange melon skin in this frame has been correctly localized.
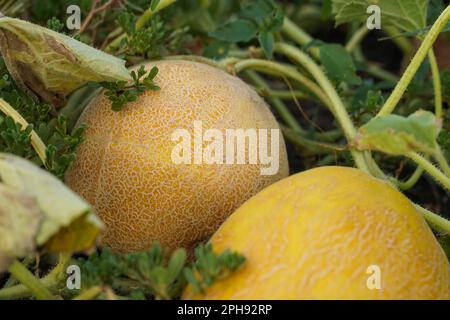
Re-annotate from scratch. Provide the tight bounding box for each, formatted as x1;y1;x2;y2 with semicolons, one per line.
65;60;289;253
183;167;450;300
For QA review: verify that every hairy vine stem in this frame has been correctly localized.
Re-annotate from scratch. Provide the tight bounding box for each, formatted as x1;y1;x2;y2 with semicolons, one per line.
245;70;342;142
428;49;444;119
415;205;450;234
6;260;56;300
273;42;370;173
435;147;450;176
233;59;334;112
407;152;450;191
281;16;320;60
0;253;71;300
345;26;370;52
378;5;450;116
396;165;425;191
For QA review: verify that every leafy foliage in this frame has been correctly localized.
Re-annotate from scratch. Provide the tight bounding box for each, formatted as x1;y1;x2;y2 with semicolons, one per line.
69;243;245;300
320;44;361;85
184;244;246;294
46;17;66;34
209;0;283;58
0;0;449;301
113;11;190;59
101;66;160;112
0;59;86;179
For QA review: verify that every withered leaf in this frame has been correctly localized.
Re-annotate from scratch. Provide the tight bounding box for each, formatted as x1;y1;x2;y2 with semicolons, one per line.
0;153;103;253
0;183;43;272
0;17;131;107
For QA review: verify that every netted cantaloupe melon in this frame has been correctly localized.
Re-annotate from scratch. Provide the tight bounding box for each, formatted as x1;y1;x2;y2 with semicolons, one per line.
183;166;450;299
65;60;289;252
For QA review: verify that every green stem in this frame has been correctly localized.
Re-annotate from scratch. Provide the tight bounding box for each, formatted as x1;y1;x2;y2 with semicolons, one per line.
345;26;370;52
407;152;450;191
378;5;450;116
105;0;177;52
245;70;303;132
364;152;390;180
353;45;399;83
317;154;337;166
258;88;308;100
281;125;346;155
383;26;415;57
73;286;104;300
234;59;333;111
281;16;320;60
415;204;450;234
0;253;71;300
428;49;443;118
6;261;56;300
136;0;177;30
273;42;370;173
244;69;342;143
164;55;227;70
365;64;399;83
435;146;450;176
396;165;425;190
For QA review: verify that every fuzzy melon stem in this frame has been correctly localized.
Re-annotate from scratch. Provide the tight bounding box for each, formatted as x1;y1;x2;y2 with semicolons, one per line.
378;5;450;116
6;261;56;300
273;43;370;174
0;253;70;300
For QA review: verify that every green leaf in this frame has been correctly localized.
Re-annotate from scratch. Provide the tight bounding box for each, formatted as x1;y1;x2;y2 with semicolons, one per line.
0;184;42;272
320;44;361;85
240;0;274;25
332;0;429;33
355;111;441;155
167;249;187;284
258;31;274;58
0;17;131;107
210;19;258;43
203;41;230;60
184;244;246;294
0;153;103;251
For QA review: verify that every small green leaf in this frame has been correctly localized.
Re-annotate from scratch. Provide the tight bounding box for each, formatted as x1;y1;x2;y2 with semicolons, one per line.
203;41;230;60
167;249;187;284
240;0;274;24
320;44;361;85
355;111;441;155
258;31;274;58
210;19;258;43
183;268;202;293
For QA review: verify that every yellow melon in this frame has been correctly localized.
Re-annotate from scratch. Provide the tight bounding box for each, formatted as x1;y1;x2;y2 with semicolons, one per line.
65;60;289;253
183;166;450;299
